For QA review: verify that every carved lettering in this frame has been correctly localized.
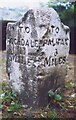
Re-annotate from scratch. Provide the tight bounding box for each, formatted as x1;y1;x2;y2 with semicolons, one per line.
51;25;59;34
25;27;30;33
44;56;66;67
8;23;69;66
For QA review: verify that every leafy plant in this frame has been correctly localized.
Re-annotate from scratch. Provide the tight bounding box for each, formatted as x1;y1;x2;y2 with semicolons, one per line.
48;90;63;101
48;90;55;97
55;94;62;101
7;102;21;112
47;109;58;119
48;89;68;111
0;82;21;112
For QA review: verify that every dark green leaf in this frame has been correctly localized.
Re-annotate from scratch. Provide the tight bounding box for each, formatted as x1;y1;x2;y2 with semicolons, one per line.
55;94;62;101
48;90;55;97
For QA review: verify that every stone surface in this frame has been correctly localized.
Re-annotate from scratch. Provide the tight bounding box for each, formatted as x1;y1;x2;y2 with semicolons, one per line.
6;8;70;108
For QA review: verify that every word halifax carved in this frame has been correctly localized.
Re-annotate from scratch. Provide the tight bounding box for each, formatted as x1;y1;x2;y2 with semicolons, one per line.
6;8;70;108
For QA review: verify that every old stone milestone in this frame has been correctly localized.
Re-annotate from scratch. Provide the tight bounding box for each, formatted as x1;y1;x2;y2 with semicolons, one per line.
6;7;70;108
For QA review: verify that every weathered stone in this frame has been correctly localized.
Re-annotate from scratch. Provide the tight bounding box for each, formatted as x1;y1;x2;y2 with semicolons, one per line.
6;8;70;108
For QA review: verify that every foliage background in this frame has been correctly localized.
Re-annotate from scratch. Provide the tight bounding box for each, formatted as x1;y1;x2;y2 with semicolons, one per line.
0;1;75;27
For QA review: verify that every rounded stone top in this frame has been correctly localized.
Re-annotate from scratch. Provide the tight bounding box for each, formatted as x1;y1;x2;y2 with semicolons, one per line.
22;7;61;25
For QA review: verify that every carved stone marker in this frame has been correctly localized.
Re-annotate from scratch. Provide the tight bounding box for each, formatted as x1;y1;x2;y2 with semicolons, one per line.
6;8;70;108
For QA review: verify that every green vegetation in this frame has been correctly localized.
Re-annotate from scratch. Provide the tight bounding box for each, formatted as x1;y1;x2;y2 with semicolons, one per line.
0;80;76;118
48;78;76;112
0;82;21;112
47;1;75;27
48;89;68;111
48;90;63;101
47;109;58;119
